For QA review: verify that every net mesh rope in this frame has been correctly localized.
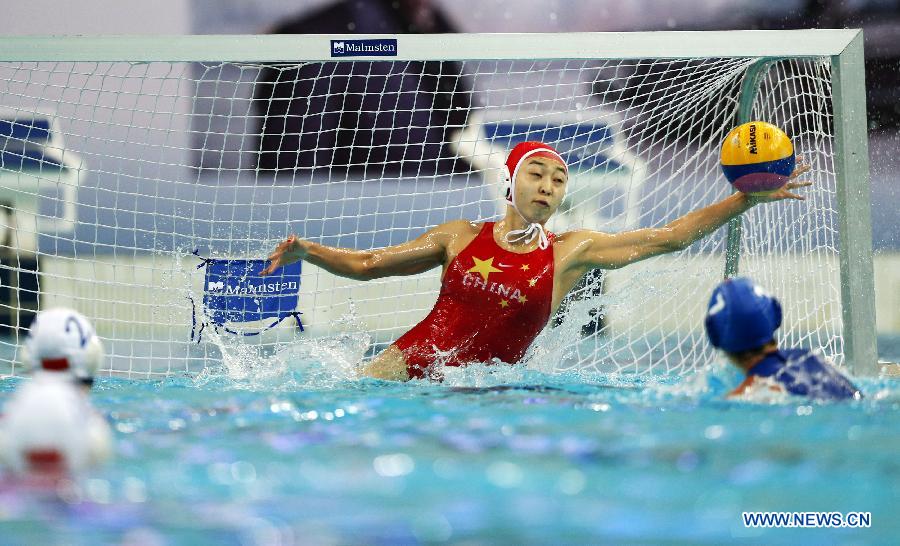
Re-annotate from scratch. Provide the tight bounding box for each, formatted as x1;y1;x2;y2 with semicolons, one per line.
0;55;840;377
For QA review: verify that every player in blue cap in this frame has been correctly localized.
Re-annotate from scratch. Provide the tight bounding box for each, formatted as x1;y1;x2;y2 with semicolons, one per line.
704;277;861;401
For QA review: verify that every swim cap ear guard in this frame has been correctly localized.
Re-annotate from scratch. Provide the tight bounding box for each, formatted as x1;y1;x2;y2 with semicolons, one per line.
704;277;783;353
77;335;105;382
500;166;512;201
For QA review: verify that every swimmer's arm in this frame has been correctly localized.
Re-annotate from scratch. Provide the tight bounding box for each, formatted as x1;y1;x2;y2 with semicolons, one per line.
261;221;463;280
563;192;754;270
564;163;812;272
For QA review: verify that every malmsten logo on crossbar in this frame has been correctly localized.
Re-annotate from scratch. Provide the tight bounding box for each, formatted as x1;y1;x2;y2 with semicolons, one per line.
331;39;398;57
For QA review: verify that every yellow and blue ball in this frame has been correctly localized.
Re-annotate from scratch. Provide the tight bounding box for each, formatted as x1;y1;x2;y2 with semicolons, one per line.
720;121;795;194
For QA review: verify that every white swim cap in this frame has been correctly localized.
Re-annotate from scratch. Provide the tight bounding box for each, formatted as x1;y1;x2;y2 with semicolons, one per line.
23;308;104;381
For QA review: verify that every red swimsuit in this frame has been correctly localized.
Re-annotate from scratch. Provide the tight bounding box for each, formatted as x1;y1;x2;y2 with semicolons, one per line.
394;222;555;379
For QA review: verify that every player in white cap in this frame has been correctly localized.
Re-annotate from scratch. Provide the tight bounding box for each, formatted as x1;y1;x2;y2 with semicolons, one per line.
0;308;112;479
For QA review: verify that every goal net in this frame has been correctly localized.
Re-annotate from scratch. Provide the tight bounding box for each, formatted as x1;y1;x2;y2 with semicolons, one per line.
0;32;873;378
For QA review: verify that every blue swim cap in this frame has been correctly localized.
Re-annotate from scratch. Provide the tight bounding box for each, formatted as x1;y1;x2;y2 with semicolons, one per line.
704;277;782;353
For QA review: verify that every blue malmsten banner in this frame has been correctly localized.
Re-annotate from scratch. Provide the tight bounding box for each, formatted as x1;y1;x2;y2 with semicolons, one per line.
192;252;303;340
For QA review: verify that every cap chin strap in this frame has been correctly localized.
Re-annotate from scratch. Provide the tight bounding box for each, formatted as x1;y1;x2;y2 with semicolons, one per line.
504;207;550;250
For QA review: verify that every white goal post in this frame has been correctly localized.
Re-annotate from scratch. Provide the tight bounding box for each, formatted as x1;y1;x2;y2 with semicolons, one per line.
0;30;876;378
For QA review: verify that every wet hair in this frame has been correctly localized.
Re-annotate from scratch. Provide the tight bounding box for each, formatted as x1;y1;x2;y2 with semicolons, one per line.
726;338;776;361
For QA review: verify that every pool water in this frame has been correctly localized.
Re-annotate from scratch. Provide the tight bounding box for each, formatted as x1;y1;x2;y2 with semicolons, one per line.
0;340;899;545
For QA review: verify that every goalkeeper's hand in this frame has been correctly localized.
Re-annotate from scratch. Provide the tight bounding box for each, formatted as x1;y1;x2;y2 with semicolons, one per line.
260;235;307;276
747;156;812;203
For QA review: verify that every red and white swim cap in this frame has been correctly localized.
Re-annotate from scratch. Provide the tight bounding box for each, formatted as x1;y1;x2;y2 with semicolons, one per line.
502;141;567;202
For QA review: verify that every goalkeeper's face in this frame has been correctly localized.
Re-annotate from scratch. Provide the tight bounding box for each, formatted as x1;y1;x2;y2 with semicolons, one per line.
514;158;568;222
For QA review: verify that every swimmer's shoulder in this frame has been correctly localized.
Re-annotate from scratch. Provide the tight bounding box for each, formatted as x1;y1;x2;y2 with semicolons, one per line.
434;219;482;237
429;220;484;247
552;228;615;252
727;375;784;399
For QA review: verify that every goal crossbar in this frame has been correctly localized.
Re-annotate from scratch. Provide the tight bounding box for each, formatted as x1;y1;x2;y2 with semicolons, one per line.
0;30;862;62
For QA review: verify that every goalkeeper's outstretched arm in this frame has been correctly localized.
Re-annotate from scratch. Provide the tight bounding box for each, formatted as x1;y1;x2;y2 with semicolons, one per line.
561;162;811;274
261;220;472;280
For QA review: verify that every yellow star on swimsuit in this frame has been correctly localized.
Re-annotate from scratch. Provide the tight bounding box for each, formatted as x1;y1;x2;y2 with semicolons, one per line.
528;277;538;287
517;295;528;304
520;264;529;271
468;256;502;282
499;299;510;308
